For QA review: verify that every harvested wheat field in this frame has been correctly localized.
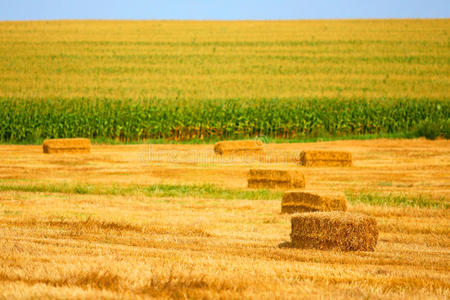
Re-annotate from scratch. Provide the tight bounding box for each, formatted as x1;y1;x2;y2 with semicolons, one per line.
0;138;449;299
281;190;348;214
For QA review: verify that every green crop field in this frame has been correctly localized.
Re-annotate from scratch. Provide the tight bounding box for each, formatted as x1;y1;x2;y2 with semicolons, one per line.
0;20;448;142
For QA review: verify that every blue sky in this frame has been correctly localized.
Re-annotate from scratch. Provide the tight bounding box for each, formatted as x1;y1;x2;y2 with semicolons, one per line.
0;0;449;20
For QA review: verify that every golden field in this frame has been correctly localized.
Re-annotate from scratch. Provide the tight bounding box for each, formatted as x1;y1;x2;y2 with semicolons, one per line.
0;19;449;299
0;19;449;101
0;139;449;299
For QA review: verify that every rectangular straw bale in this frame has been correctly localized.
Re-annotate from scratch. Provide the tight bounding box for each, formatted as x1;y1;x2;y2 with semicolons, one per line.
248;169;305;189
214;140;263;155
299;150;352;167
290;212;378;251
281;190;347;214
42;138;91;154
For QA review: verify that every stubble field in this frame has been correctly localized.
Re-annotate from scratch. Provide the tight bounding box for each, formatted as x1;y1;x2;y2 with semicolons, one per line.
0;138;449;299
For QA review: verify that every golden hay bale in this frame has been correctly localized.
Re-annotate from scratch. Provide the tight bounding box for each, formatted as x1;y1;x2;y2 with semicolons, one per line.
290;212;378;252
214;140;263;155
248;169;305;189
299;150;352;167
281;190;347;214
42;138;91;154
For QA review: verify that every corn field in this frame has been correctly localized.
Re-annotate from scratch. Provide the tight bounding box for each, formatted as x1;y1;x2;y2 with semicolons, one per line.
0;98;448;142
0;20;448;142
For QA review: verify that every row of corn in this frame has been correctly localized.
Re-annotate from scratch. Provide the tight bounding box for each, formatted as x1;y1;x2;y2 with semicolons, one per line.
1;97;448;142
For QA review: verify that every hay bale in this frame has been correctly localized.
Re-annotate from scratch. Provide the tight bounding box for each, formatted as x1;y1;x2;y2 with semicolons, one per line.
214;140;263;155
299;150;352;167
281;190;347;214
42;138;91;154
248;169;305;189
290;212;378;251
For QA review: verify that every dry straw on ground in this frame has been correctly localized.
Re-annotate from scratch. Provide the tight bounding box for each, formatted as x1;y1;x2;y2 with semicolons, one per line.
42;138;91;154
299;150;352;167
290;211;378;251
214;140;263;155
281;190;348;214
248;169;305;189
